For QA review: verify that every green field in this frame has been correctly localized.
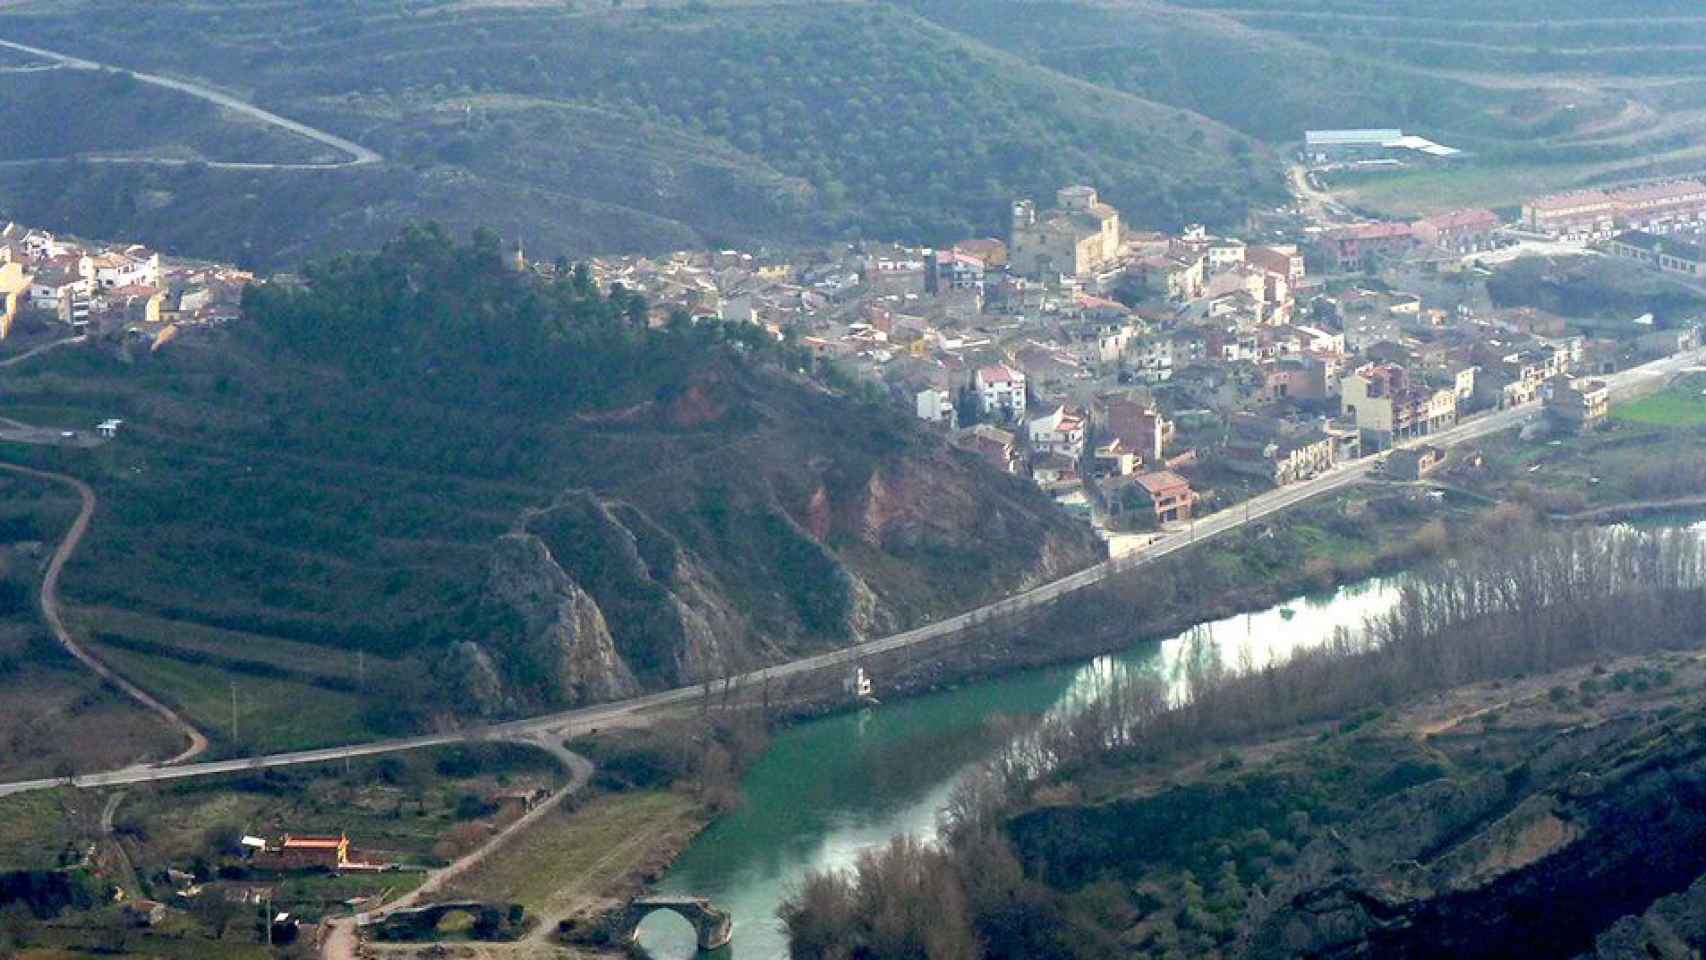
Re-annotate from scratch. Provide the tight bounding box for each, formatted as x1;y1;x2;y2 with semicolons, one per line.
1613;375;1706;427
0;789;92;871
447;790;702;913
88;640;372;755
1324;163;1583;218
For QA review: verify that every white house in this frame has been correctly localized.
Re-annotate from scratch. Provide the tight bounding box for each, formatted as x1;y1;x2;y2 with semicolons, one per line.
1028;405;1086;458
973;365;1026;421
915;388;957;427
80;250;161;290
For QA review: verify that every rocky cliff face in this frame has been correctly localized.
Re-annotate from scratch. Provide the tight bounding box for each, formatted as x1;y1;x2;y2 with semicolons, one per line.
479;530;641;707
467;364;1103;711
1238;714;1706;959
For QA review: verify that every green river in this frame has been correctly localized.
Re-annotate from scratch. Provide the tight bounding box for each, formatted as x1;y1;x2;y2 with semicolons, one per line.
636;576;1404;957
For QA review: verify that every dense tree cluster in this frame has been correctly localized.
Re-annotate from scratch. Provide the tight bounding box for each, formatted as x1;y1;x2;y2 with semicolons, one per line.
783;519;1706;958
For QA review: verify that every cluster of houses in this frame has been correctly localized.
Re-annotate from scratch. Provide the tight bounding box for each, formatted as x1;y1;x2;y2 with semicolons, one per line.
1315;209;1504;272
552;182;1697;532
1520;180;1706;242
1305;181;1706;278
0;222;249;344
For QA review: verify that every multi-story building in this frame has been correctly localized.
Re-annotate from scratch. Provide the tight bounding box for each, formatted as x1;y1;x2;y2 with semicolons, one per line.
1096;397;1174;465
1410;208;1501;254
1544;375;1609;433
1609;180;1706;233
1607;230;1706;278
80;248;161;290
0;261;31;339
924;249;985;294
1027;405;1086;458
1247;244;1306;286
955;424;1022;475
1132;470;1198;524
1009;186;1121;279
972;365;1027;421
1223;433;1336;486
1261;355;1340;401
1315;223;1417;272
1521;190;1617;240
1339;363;1458;449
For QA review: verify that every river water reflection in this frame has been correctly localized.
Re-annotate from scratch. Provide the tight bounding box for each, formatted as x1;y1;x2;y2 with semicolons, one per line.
637;576;1403;957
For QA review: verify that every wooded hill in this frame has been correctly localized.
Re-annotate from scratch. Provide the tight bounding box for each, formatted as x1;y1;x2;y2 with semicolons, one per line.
0;226;1100;755
0;0;1272;269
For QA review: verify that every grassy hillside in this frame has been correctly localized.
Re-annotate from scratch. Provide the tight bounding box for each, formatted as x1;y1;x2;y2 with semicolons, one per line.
0;68;330;165
0;0;1275;267
901;0;1706;216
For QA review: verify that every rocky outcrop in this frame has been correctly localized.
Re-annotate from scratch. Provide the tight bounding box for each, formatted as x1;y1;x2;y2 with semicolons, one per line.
1239;715;1706;960
439;641;511;718
1585;870;1706;959
528;492;750;689
471;362;1103;711
485;531;641;706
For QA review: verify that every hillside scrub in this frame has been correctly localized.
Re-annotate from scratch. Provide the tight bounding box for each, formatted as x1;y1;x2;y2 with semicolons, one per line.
0;1;1273;265
5;224;1098;739
780;522;1706;958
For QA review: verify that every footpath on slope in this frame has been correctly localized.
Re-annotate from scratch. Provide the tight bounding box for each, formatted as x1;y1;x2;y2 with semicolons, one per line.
0;461;209;764
0;38;381;169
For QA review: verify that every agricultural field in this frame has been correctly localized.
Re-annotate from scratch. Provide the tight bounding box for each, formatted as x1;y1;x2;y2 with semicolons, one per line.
916;0;1706;217
1461;376;1706;514
445;789;703;918
1613;372;1706;427
0;470;182;782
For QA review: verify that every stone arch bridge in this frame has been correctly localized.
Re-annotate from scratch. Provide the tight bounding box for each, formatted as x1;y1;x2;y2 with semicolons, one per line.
619;895;732;951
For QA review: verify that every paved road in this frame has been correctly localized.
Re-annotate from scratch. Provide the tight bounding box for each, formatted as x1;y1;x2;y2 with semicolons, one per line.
1;348;1698;800
0;417;104;448
0;39;381;169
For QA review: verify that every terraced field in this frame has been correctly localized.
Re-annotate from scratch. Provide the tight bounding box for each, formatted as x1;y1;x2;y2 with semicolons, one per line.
907;0;1706;216
0;0;1274;268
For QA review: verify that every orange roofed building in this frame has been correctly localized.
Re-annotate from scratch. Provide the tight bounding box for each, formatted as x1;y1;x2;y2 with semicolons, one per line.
257;833;349;871
1132;470;1198;524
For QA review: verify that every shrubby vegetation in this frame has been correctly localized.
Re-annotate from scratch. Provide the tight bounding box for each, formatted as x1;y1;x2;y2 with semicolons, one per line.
782;519;1706;958
0;0;1270;264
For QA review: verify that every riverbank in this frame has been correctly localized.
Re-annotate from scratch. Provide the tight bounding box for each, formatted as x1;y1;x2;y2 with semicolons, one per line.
776;523;1706;959
774;484;1476;720
378;486;1460;957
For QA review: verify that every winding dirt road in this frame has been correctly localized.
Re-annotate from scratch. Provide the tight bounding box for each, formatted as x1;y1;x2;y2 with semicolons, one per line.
0;461;209;764
318;737;595;960
0;335;85;369
0;38;381;170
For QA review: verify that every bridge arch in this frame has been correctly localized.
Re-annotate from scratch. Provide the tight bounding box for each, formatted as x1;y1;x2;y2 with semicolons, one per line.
619;895;732;951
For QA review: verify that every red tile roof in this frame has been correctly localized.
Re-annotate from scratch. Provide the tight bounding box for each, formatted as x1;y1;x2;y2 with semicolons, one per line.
1414;208;1499;231
1525;190;1613;212
1324;222;1414;242
1133;470;1192;496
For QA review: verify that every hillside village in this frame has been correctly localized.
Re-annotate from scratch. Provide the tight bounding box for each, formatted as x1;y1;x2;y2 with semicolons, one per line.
565;172;1704;545
0;221;249;349
5;155;1704;549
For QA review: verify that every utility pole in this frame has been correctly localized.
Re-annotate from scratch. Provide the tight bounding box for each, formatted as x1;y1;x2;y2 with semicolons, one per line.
230;682;238;742
357;651;365;691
